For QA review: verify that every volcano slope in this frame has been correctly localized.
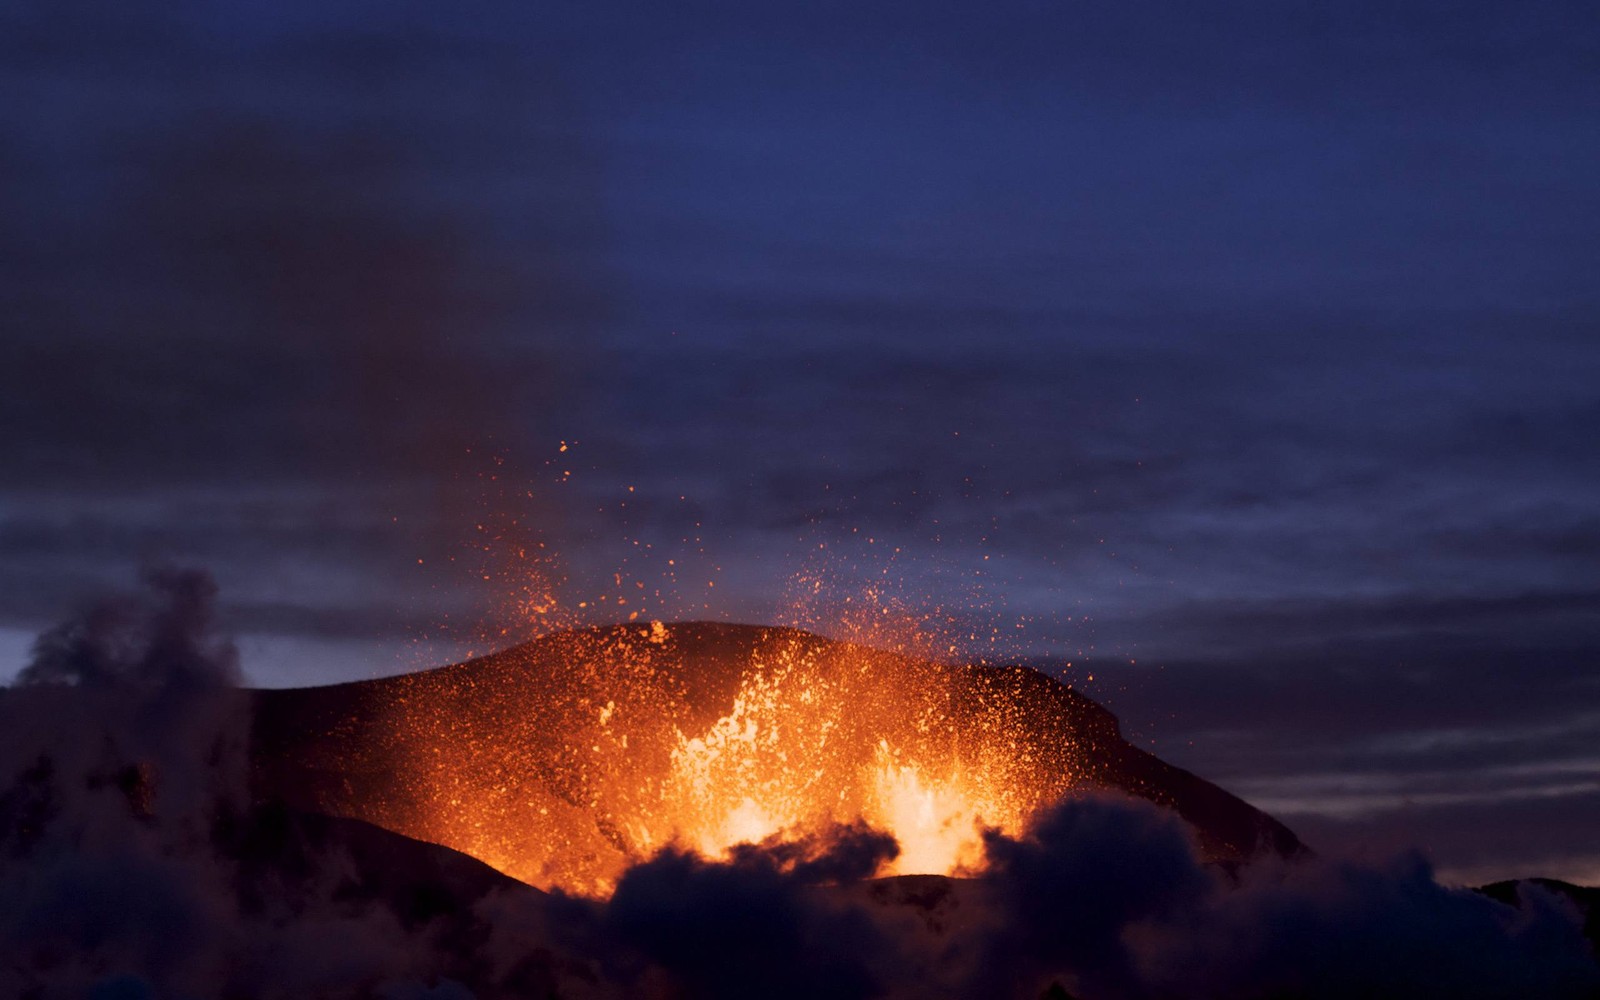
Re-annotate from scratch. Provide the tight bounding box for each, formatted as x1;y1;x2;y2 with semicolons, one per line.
8;619;1599;998
251;622;1304;893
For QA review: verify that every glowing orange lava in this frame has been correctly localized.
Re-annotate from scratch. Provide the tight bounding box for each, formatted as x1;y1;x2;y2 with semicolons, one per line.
325;622;1085;897
652;640;1026;878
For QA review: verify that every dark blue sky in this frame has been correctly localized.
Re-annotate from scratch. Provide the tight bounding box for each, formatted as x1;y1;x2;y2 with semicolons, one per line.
2;1;1597;883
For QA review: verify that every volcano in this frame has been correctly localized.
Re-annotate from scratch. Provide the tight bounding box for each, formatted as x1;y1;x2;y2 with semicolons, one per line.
8;619;1598;998
250;621;1305;893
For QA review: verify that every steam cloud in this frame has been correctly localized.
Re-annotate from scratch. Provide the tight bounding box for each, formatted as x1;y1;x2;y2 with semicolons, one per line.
600;823;901;1000
2;572;1596;998
21;565;241;690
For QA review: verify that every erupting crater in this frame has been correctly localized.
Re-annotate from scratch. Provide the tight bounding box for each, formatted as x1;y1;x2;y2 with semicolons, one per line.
251;622;1303;896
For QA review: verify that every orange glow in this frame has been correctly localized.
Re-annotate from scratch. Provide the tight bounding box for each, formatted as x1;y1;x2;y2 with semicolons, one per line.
338;621;1084;897
651;639;1029;879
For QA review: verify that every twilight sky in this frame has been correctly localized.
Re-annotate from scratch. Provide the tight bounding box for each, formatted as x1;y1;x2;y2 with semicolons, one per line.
2;1;1597;884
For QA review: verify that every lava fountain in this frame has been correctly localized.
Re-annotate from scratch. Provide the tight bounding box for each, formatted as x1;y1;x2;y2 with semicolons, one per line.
252;621;1118;896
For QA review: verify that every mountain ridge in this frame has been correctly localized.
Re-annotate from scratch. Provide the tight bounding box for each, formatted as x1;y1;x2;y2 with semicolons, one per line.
250;620;1307;885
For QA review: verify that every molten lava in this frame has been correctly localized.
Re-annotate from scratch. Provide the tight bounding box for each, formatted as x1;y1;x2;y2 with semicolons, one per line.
253;619;1309;897
649;641;1030;879
408;624;1068;895
256;622;1098;896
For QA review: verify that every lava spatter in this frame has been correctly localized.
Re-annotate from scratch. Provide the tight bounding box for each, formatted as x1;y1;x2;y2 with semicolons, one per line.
253;622;1085;895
